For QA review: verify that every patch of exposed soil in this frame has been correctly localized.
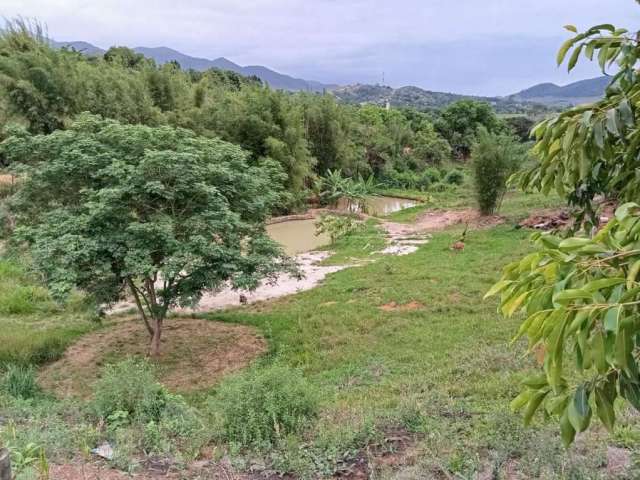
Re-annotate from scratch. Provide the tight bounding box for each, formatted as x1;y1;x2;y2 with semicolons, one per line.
383;208;502;237
39;318;266;397
378;301;424;312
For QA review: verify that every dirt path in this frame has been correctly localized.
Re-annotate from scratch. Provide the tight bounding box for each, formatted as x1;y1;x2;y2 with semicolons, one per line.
379;208;503;255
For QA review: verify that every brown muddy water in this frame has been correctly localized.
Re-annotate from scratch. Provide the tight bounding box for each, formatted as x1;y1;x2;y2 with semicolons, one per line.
267;196;418;255
266;218;330;256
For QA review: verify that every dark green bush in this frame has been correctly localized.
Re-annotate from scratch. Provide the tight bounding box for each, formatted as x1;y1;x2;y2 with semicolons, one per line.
0;363;40;399
423;167;441;184
472;128;526;215
90;358;169;423
213;363;319;449
444;169;464;186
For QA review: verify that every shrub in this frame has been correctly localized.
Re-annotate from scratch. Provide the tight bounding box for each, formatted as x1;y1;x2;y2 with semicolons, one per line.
423;167;441;184
315;214;362;243
382;169;418;190
0;364;40;399
213;363;319;449
444;169;464;186
471;127;526;215
90;358;169;423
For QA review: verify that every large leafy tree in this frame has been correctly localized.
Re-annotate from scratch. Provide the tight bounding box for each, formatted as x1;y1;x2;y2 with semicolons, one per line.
489;15;640;444
2;114;297;356
436;100;503;158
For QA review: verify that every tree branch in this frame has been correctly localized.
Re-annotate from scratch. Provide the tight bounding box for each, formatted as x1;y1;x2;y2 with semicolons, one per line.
127;277;153;336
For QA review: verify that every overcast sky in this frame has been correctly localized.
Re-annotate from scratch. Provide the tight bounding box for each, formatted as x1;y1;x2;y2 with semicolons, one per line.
3;0;640;95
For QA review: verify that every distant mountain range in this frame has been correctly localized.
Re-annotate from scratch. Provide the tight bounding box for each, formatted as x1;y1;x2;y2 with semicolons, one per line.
508;76;610;106
52;41;335;92
332;76;610;111
52;40;609;109
331;84;544;113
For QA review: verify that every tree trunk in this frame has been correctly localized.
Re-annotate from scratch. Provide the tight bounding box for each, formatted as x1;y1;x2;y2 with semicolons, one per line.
149;317;163;358
0;448;11;480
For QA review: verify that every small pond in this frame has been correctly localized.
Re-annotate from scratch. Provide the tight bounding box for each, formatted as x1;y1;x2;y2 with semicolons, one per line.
266;218;331;256
267;196;419;255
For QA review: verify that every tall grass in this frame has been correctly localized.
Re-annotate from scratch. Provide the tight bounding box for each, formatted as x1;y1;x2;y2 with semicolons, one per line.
0;258;94;366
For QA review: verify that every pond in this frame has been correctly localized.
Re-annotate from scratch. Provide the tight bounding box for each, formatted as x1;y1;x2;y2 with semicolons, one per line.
267;196;419;255
266;218;331;256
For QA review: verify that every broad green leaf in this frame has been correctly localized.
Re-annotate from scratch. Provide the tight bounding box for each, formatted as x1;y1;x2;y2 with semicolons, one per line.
553;288;592;304
484;280;514;299
582;277;625;293
558;237;592;250
560;409;576;446
604;306;621;332
568;44;584;71
627;259;640;289
524;390;549;426
595;388;615;432
510;390;532;412
557;38;576;65
564;24;578;33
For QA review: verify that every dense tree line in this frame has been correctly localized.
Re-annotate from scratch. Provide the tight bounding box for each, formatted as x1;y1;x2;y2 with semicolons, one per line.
0;20;517;213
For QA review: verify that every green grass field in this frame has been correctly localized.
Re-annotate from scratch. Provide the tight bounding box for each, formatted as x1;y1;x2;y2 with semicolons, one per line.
1;183;638;479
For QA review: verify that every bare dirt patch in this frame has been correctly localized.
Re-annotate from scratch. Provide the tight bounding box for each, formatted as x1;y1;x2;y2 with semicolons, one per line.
39;317;266;397
378;301;424;312
383;208;502;237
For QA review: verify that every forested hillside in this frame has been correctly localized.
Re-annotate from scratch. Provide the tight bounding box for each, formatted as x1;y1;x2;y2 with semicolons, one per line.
331;83;554;114
0;21;523;214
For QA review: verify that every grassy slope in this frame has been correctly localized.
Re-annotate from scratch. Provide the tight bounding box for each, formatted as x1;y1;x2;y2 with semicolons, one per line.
2;182;639;477
205;194;640;478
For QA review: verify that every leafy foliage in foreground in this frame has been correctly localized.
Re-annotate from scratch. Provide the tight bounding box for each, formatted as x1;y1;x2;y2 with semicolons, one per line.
489;203;640;445
491;13;640;444
515;22;639;230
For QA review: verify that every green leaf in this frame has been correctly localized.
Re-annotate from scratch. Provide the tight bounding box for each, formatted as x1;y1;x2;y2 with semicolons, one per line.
620;374;640;410
522;374;549;389
484;280;513;299
568;385;591;432
557;38;576;66
510;390;532;412
568;44;584;71
553;289;592;304
560;409;576;447
627;259;640;289
604;306;621;332
615;202;639;221
564;24;578;33
583;277;625;293
606;109;620;135
558;237;592;250
524;390;549;426
593;119;605;149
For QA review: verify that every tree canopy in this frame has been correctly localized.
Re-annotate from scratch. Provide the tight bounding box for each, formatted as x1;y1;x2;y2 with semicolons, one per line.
2;114;297;355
